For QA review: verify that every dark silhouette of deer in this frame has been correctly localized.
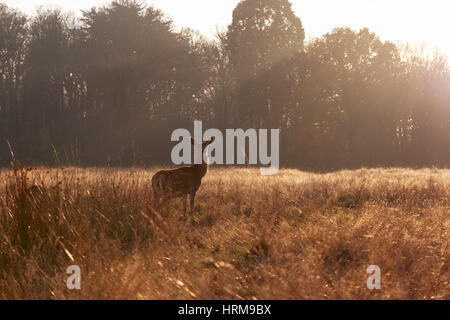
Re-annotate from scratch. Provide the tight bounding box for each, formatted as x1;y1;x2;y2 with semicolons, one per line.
152;137;214;215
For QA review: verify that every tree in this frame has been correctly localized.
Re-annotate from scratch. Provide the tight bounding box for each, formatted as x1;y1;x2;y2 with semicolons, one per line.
227;0;305;128
0;4;27;147
78;0;207;164
294;28;402;168
1;1;450;170
20;8;71;160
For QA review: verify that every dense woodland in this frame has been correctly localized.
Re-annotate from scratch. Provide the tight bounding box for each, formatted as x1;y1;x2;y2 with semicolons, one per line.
0;0;449;170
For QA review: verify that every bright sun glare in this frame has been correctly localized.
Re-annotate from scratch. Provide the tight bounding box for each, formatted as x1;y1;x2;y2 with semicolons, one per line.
2;0;450;57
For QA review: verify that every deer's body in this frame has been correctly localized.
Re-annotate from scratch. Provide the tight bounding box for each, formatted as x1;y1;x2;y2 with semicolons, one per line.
152;138;213;214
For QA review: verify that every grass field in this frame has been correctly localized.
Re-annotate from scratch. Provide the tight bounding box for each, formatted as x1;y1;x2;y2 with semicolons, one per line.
0;166;448;299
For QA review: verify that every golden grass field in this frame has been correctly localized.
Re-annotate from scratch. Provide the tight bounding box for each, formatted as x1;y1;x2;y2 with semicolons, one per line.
0;166;448;299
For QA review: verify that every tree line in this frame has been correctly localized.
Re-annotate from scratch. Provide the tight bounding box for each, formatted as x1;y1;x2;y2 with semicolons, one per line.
1;0;449;170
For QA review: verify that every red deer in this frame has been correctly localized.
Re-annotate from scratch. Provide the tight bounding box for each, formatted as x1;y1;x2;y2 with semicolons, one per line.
152;137;214;215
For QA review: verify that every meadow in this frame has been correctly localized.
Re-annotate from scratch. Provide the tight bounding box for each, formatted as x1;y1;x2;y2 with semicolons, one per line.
0;166;448;299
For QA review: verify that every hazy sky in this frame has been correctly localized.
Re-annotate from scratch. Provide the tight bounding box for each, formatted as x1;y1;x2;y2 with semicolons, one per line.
3;0;449;56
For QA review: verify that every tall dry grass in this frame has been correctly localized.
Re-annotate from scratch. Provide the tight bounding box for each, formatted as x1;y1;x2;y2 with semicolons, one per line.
0;166;448;299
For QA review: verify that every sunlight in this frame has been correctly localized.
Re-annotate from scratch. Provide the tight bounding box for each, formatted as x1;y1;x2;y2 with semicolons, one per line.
2;0;449;56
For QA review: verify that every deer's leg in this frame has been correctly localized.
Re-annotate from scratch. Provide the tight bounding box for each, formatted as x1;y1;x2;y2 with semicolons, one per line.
183;194;188;216
189;191;196;212
152;185;160;209
153;194;159;209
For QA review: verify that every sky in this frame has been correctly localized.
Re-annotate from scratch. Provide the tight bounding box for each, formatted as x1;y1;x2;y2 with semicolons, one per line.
2;0;449;57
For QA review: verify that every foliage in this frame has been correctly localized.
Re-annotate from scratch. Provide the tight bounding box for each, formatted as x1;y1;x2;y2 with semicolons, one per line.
0;0;449;170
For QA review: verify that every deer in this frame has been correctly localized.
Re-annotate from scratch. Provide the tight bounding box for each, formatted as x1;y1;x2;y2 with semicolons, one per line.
151;137;214;216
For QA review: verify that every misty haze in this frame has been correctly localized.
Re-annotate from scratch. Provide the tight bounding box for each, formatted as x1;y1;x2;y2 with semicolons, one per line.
0;0;448;301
